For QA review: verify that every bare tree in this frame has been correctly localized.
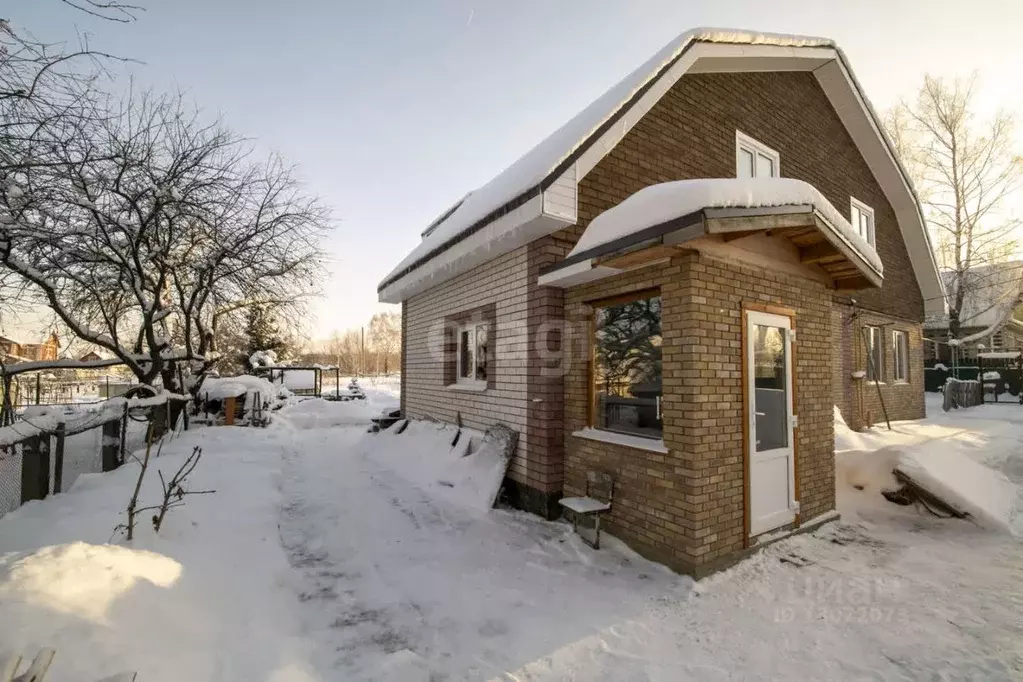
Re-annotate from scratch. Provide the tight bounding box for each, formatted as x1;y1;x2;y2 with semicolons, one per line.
328;328;362;374
0;91;329;395
368;311;400;374
0;3;140;322
885;74;1023;337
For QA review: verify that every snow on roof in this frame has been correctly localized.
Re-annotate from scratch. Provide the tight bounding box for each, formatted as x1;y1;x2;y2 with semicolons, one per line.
567;177;883;274
925;263;1023;338
378;28;835;294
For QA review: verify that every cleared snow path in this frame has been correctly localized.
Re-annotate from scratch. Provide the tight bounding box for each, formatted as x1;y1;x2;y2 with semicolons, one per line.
277;397;1022;681
275;416;688;681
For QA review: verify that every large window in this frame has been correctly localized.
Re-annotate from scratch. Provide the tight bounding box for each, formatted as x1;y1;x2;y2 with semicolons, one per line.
592;291;662;439
851;197;875;247
865;325;884;382
736;131;780;179
893;330;908;382
456;322;489;386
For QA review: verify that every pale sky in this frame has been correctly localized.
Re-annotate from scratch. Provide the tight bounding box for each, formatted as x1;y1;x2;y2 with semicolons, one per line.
6;0;1023;343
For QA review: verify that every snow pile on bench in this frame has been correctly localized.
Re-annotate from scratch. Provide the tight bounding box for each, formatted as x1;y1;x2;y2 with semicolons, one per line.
199;375;275;401
895;449;1017;533
371;420;517;511
567;177;883;274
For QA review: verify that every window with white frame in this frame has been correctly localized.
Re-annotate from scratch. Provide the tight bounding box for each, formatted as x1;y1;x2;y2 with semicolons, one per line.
735;131;780;179
893;330;908;382
865;325;884;382
456;322;489;386
851;197;875;248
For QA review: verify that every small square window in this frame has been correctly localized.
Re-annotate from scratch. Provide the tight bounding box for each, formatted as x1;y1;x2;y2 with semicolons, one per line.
851;197;875;247
736;131;780;179
893;330;908;382
456;322;489;386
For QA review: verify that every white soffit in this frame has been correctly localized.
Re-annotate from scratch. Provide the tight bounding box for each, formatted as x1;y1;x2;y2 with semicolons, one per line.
379;194;552;304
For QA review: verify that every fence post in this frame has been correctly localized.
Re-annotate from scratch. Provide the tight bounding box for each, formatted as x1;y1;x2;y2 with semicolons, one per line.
20;435;50;503
102;418;121;472
53;422;65;493
35;373;41;405
120;402;128;465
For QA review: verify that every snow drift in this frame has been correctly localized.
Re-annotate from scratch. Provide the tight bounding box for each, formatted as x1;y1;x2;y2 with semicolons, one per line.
369;420;517;511
895;449;1017;533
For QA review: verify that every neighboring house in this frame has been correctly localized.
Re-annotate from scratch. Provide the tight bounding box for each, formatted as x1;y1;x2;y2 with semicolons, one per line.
924;263;1023;362
0;332;59;363
378;28;943;576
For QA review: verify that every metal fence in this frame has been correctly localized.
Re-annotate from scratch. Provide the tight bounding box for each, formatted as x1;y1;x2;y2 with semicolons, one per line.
0;399;177;519
1;375;139;412
925;358;1023;404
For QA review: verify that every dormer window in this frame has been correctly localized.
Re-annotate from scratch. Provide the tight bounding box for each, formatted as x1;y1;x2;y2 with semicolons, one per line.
851;197;875;247
736;131;780;179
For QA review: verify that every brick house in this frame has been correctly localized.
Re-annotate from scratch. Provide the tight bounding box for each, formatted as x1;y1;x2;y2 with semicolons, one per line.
0;332;59;362
378;29;944;576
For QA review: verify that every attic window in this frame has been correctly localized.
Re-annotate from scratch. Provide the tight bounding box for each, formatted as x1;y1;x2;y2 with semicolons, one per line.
735;131;780;179
851;197;875;247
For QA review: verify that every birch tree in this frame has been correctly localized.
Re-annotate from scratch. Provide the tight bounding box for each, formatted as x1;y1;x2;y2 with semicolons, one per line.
885;74;1023;337
368;311;400;374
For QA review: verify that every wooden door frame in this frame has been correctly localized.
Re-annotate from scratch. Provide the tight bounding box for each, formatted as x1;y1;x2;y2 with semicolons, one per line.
741;302;801;548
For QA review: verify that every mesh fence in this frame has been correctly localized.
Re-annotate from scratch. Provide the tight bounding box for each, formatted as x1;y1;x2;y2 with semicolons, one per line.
0;442;23;516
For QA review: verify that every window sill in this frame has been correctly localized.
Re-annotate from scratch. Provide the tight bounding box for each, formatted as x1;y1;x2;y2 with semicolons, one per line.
446;382;488;393
572;428;668;454
892;380;910;386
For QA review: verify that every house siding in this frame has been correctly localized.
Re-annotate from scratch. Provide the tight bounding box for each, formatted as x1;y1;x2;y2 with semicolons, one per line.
403;246;532;483
563;252;834;576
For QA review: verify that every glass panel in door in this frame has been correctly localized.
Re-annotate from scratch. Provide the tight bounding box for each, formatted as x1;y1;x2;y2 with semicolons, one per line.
752;324;788;451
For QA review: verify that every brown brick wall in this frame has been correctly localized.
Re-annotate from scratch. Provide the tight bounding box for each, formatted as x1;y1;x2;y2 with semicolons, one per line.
833;307;926;430
563;252;834;575
573;69;923;323
563;69;926;437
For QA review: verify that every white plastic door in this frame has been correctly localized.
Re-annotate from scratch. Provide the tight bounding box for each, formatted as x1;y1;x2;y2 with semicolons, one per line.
746;310;797;536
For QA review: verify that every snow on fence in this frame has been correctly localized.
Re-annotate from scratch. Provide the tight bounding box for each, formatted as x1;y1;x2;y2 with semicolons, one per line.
942;378;983;411
0;394;187;519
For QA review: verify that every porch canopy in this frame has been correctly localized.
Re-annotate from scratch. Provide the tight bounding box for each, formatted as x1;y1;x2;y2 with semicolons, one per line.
539;178;883;291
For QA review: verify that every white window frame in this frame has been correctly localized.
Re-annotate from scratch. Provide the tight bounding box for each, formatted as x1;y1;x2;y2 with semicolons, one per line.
892;330;908;383
735;130;781;179
455;321;489;389
850;197;876;248
865;325;884;382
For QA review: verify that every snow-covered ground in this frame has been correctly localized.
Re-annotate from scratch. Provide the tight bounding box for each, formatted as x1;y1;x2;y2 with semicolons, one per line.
0;389;1020;680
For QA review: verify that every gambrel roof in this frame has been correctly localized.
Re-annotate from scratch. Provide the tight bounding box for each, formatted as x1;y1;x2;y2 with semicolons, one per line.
378;27;944;315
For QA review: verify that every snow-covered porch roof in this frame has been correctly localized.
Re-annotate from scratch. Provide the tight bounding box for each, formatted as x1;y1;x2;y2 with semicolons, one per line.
538;179;883;291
